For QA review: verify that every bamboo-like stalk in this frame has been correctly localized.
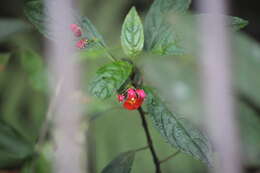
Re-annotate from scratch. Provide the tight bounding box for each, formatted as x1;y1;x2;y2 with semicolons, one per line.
44;0;86;173
197;0;242;173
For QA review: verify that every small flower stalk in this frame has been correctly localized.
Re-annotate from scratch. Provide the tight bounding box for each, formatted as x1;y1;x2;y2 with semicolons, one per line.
117;88;146;110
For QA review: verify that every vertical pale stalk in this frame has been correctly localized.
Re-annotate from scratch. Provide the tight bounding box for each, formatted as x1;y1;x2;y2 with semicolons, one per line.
197;0;242;173
44;0;86;173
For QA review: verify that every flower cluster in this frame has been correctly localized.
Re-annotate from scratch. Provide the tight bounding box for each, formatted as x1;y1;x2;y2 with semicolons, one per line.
70;24;89;49
117;88;146;110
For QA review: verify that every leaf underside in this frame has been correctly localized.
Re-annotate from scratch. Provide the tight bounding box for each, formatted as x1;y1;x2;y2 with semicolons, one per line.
144;0;191;56
101;151;135;173
144;0;248;56
144;87;213;166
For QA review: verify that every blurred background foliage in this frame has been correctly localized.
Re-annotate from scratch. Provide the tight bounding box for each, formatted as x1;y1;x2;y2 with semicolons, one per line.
0;0;260;173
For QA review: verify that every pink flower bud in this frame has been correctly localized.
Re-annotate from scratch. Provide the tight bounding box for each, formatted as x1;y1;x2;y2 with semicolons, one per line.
127;88;136;98
74;29;82;37
76;38;88;49
117;94;125;102
70;24;82;37
70;24;78;30
136;89;146;99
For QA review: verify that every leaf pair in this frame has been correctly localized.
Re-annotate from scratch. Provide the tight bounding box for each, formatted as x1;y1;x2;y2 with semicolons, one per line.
121;0;193;57
143;0;248;56
121;0;248;57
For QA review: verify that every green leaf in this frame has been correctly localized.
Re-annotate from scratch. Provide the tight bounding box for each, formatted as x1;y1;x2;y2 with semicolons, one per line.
144;87;213;166
21;144;53;173
24;1;106;48
144;0;191;56
238;101;260;166
233;33;260;104
143;0;247;56
195;14;248;31
20;49;48;92
0;122;34;168
229;16;248;30
121;7;144;57
0;19;29;42
101;151;135;173
0;53;11;72
79;16;107;49
24;1;52;39
89;61;133;99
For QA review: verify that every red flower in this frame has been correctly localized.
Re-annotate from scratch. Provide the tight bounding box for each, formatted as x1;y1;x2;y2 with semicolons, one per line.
123;96;144;110
117;88;146;110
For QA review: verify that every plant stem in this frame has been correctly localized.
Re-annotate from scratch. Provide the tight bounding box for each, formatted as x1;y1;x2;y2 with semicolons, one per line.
98;42;117;62
93;39;116;62
159;150;180;164
137;107;162;173
89;106;122;122
106;51;117;61
135;145;149;152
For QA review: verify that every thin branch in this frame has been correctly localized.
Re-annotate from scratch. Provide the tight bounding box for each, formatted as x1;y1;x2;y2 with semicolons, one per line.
137;107;162;173
134;145;149;152
102;48;116;62
106;51;117;62
89;106;122;122
36;81;62;150
159;150;180;164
